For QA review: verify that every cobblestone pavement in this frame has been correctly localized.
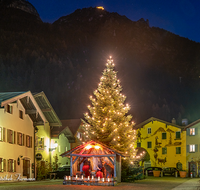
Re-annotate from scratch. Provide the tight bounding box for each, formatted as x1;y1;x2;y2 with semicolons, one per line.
0;177;199;190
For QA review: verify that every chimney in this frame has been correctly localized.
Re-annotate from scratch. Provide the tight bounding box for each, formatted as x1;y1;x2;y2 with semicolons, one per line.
182;119;188;126
172;118;176;124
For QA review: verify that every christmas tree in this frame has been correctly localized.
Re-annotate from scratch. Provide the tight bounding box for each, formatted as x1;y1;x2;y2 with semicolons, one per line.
82;56;142;163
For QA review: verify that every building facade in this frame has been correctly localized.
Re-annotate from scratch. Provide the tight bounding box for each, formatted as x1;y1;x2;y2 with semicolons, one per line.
135;117;186;170
185;119;200;177
0;91;46;181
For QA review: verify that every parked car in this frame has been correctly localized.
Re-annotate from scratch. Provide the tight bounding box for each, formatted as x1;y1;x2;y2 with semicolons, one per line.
144;167;163;176
48;165;70;179
163;167;179;176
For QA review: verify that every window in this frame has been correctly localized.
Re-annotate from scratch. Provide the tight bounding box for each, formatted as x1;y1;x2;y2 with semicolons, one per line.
176;131;181;139
7;129;15;144
26;135;32;148
7;159;16;172
0;158;3;172
0;127;6;142
147;142;152;148
58;145;61;152
19;110;23;119
176;147;181;154
162;147;167;154
66;147;68;151
190;128;195;135
17;132;23;145
0;127;2;141
137;142;141;147
6;105;13;114
162;132;167;139
147;128;151;134
190;145;195;152
77;132;82;139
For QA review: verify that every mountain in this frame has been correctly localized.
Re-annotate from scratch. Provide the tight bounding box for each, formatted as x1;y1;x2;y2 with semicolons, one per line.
0;2;200;124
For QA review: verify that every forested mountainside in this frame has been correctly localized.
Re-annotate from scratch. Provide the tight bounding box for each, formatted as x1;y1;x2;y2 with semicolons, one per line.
1;0;200;124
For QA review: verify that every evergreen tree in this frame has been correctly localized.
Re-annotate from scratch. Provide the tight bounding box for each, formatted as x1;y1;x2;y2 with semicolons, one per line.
82;56;139;163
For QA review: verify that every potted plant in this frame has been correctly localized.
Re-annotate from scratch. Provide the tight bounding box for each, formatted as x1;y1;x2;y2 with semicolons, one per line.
179;170;187;178
153;168;161;177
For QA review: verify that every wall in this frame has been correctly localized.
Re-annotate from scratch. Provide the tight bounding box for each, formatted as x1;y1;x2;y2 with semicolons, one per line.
137;120;186;170
51;133;70;167
0;102;34;181
186;123;200;173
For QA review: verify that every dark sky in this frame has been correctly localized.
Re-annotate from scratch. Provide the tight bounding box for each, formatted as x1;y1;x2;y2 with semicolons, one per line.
28;0;200;43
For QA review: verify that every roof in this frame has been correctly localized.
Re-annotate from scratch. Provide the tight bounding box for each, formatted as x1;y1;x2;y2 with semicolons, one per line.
184;119;200;129
134;117;184;130
0;91;46;125
60;140;126;158
61;119;82;135
34;92;62;127
0;91;61;127
51;125;75;143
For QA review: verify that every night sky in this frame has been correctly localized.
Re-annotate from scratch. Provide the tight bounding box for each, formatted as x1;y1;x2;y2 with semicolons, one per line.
28;0;200;43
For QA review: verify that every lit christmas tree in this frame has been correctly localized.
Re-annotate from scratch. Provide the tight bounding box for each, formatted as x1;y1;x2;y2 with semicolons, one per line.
82;56;143;163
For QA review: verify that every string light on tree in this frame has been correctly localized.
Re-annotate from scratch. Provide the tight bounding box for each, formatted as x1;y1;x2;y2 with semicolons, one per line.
81;56;139;164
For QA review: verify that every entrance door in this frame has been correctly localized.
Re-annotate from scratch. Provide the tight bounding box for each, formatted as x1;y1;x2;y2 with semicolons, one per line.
23;160;30;178
188;161;197;177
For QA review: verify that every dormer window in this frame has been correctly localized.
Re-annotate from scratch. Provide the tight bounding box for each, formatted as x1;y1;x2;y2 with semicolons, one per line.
147;128;151;134
19;110;23;119
6;105;13;114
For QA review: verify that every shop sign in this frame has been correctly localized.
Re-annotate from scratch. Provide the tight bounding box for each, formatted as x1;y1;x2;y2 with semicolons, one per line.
35;153;42;161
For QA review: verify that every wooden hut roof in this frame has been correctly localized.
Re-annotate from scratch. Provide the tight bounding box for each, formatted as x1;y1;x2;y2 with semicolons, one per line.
60;140;126;157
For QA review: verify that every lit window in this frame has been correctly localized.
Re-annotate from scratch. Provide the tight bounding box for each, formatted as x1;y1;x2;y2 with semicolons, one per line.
147;128;151;134
176;131;181;139
162;147;167;154
162;132;167;139
190;145;195;152
19;110;23;119
66;147;68;151
190;128;195;135
176;147;181;154
59;145;61;152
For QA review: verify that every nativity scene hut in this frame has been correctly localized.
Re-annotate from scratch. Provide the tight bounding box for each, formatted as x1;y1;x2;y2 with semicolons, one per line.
60;140;126;182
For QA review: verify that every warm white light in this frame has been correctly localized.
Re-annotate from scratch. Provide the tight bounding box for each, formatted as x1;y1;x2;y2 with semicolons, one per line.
85;145;92;150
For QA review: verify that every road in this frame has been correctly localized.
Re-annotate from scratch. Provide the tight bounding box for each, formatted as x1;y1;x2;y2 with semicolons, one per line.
0;177;199;190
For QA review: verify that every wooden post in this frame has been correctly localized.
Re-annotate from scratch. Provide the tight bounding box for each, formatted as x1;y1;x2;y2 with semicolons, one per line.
70;156;72;176
116;155;121;182
114;156;117;178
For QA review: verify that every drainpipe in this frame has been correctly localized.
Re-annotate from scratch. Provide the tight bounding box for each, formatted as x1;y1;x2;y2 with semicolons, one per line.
34;126;36;179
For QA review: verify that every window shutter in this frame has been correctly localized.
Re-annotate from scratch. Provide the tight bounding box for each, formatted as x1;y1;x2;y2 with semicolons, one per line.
196;128;198;135
14;160;16;172
186;128;190;135
14;131;16;144
17;132;19;145
7;160;9;172
3;159;6;172
195;144;198;152
187;145;189;152
26;135;28;147
22;134;25;146
3;128;5;142
7;129;9;142
30;136;32;148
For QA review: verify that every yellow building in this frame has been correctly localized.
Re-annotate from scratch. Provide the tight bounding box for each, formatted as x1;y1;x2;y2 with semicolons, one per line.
134;117;186;170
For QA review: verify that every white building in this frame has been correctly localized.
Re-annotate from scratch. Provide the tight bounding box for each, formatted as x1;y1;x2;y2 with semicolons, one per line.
0;91;62;181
